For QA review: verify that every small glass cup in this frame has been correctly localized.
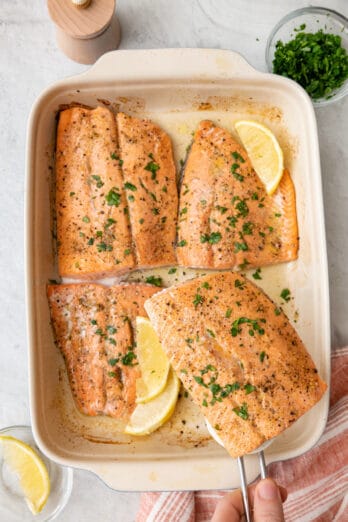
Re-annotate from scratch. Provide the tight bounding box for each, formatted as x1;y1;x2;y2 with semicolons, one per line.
0;425;73;522
266;7;348;106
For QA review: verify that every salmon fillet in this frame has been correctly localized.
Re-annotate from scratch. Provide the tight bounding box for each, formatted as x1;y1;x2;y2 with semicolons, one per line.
177;120;298;269
47;283;159;419
117;113;178;267
56;107;135;279
144;272;327;458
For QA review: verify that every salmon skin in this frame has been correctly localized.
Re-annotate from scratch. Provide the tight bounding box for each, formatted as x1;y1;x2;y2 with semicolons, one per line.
177;120;298;269
56;107;135;279
117;113;178;267
48;283;159;419
144;272;327;458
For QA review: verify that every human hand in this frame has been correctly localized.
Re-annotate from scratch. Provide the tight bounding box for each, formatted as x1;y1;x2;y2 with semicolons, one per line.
211;478;287;522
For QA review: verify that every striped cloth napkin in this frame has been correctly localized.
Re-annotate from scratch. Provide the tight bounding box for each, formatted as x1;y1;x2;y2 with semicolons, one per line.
136;347;348;522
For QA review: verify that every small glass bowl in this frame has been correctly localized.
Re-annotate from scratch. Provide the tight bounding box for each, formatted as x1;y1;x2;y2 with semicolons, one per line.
266;7;348;107
0;426;73;522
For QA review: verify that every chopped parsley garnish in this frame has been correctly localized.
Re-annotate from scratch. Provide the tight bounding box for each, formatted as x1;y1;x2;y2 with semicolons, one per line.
233;403;249;420
201;281;211;289
235;199;249;218
275;212;282;218
106;189;121;207
180;369;187;374
144;160;160;180
139;218;144;224
242;222;253;235
234;241;248;253
280;288;291;302
228;216;238;228
216;205;228;214
252;268;262;280
90;319;97;325
234;279;245;289
69;191;75;197
232;151;245;163
110;152;118;160
231;163;244;182
168;267;177;274
180;207;188;216
106;325;117;334
259;351;267;363
108;358;118;366
225;308;232;318
97;242;113;252
121;351;137;366
82;216;90;223
124;182;137;191
194;376;205;386
96;231;103;237
87;238;94;246
251;192;259;200
185;338;193;344
128;195;135;202
105;218;116;228
207;329;215;338
124;248;131;256
108;371;118;378
244;383;256;394
272;29;348;100
200;232;222;244
177;239;187;247
92;175;104;188
274;307;281;316
152;207;160;215
145;275;163;287
231;317;266;337
193;294;204;307
238;258;250;271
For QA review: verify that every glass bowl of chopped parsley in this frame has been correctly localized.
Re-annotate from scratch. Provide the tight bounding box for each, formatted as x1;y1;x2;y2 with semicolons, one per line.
266;7;348;106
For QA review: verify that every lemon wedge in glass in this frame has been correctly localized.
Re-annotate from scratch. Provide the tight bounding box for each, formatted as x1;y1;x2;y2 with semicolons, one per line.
234;120;284;195
135;316;170;404
125;368;180;436
0;435;50;514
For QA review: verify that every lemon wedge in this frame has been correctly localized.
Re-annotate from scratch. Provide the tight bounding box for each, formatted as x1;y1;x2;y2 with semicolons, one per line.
234;120;284;195
125;368;180;436
135;316;170;404
0;435;50;514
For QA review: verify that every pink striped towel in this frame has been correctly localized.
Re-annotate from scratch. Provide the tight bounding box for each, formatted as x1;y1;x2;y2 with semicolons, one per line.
137;347;348;522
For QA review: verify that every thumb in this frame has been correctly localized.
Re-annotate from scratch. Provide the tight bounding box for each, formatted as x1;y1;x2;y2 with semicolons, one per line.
254;479;285;522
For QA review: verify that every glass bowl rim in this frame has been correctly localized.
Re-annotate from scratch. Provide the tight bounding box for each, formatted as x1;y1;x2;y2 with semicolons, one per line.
0;425;73;522
265;6;348;107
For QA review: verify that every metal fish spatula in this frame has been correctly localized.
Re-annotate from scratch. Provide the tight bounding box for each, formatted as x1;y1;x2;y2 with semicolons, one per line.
206;421;269;522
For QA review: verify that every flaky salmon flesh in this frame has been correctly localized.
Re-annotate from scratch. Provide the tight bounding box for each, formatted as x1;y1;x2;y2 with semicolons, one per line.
144;272;327;458
48;283;159;420
55;108;178;279
177;120;298;269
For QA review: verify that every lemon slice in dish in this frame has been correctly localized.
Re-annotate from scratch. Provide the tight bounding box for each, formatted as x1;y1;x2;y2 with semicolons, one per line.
234;120;284;195
135;316;170;404
125;368;180;436
0;435;50;514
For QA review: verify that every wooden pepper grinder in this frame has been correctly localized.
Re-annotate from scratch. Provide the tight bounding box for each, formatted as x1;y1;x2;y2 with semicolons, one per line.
47;0;121;65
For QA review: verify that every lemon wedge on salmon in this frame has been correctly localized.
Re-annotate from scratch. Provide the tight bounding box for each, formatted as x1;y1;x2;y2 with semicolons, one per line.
135;316;171;404
125;368;180;436
234;120;284;195
0;435;50;514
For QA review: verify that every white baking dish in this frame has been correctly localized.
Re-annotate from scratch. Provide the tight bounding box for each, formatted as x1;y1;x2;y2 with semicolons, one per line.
25;49;330;491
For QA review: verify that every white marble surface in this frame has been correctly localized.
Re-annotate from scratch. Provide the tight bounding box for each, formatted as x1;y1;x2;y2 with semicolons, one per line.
0;0;347;520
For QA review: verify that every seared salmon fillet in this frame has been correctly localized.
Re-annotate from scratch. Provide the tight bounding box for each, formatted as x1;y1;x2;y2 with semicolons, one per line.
56;107;135;279
144;272;327;458
117;113;178;267
177;120;298;269
48;283;159;419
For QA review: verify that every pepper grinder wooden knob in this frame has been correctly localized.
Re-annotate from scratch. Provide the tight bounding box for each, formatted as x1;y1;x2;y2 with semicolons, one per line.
47;0;121;65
